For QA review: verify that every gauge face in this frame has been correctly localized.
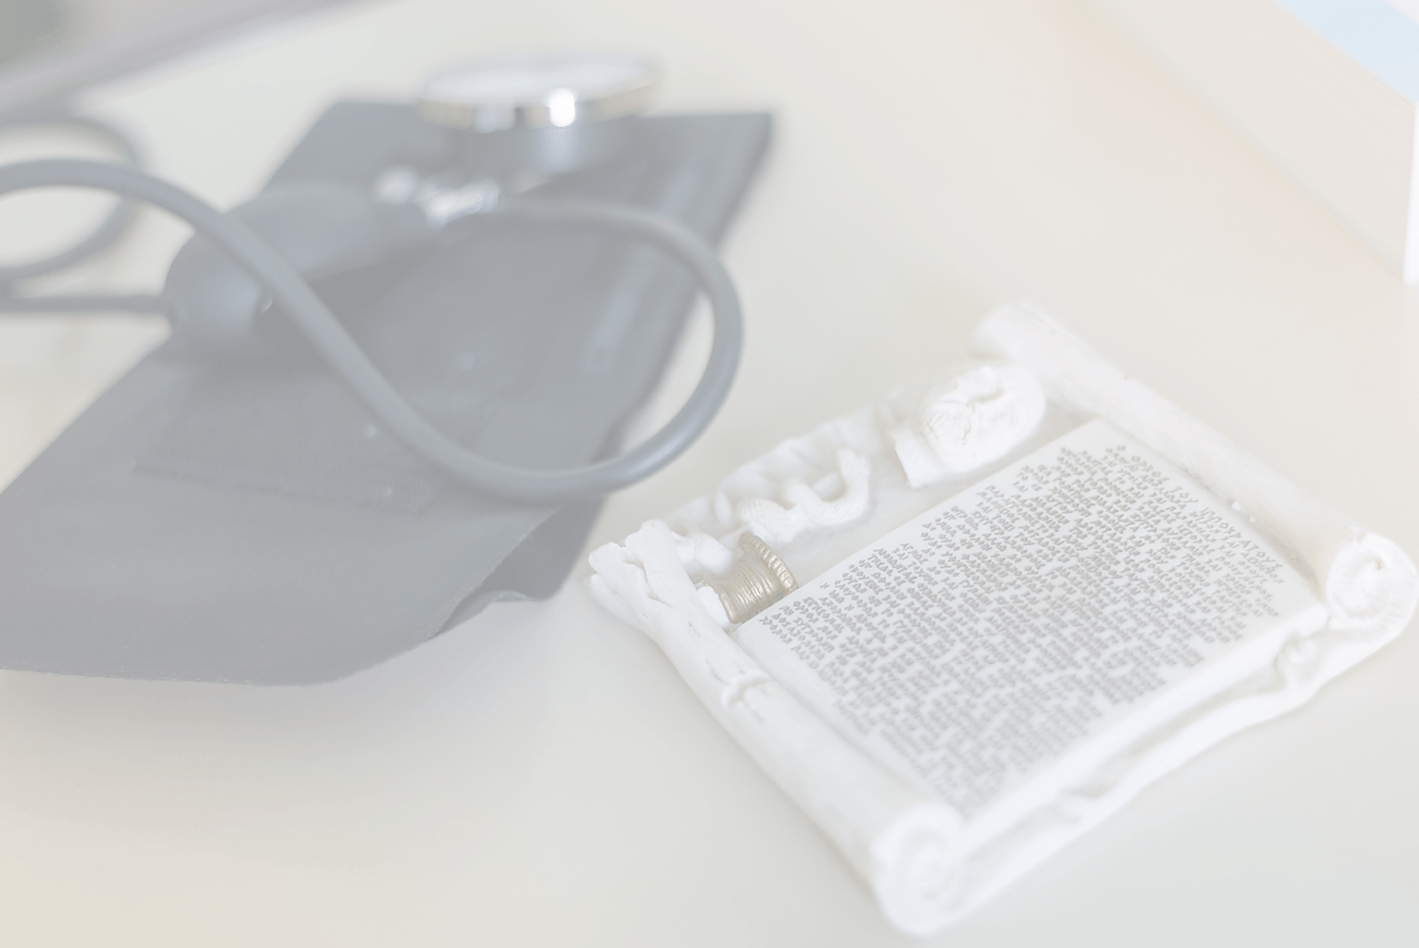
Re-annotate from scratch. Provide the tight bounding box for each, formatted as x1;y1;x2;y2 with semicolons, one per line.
418;53;659;131
423;55;649;104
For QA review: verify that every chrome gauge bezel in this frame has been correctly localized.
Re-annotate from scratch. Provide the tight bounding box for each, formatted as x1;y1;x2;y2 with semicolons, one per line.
417;53;660;132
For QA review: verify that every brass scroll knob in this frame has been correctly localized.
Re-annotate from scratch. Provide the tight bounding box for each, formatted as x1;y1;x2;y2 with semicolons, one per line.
710;533;799;625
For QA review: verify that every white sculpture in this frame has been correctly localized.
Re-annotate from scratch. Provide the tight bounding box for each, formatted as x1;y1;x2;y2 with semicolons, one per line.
734;446;872;544
890;362;1046;488
587;302;1418;935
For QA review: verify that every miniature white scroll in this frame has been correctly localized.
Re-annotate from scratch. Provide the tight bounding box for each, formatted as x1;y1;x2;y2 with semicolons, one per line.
587;302;1417;936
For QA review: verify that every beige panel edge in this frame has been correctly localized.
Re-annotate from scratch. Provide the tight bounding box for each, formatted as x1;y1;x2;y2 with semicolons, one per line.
1405;118;1419;283
1095;0;1418;282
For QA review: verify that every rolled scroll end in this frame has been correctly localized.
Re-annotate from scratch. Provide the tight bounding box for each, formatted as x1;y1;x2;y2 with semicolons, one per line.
1324;533;1419;639
869;801;966;937
588;573;640;630
697;584;733;629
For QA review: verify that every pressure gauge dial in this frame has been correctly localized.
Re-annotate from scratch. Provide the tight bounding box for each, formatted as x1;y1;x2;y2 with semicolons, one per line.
418;53;660;132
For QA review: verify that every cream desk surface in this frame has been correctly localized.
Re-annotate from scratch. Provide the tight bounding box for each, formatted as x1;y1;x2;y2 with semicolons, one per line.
0;1;1414;945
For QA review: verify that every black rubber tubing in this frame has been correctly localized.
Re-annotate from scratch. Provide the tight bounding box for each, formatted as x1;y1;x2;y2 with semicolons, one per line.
0;158;744;503
0;115;143;283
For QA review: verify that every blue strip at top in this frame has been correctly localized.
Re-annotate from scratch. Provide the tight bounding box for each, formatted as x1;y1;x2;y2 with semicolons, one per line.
1275;0;1419;102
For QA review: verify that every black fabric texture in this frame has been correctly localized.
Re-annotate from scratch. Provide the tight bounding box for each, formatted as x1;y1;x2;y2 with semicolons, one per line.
0;107;771;683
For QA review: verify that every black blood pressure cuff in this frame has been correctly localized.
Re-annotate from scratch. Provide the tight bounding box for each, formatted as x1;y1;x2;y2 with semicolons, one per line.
0;105;770;684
